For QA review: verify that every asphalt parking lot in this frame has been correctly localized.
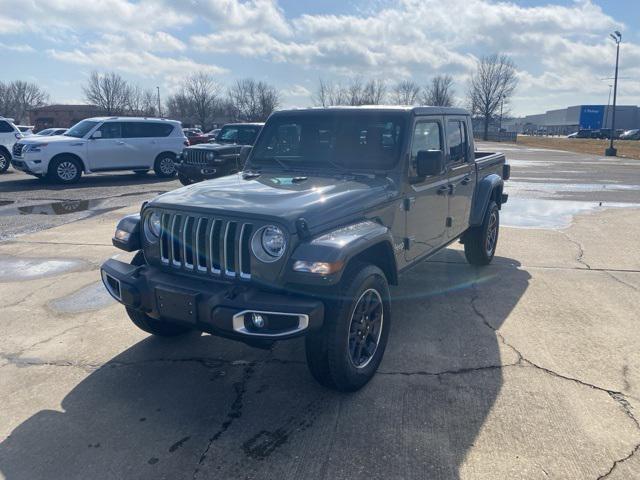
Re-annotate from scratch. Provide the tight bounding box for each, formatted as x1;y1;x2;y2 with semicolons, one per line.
0;144;639;479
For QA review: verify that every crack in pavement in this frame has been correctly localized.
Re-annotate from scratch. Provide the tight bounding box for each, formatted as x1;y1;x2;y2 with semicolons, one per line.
596;443;640;480
560;231;591;270
192;363;255;480
604;271;639;292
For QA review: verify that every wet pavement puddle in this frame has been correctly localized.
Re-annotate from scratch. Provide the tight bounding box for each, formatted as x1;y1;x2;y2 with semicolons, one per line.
49;281;115;313
502;198;640;229
0;255;89;282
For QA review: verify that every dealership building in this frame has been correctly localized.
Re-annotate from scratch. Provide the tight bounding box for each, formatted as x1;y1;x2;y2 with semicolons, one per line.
505;105;640;135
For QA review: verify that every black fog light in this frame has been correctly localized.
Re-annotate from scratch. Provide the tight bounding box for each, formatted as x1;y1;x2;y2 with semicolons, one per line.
250;312;265;329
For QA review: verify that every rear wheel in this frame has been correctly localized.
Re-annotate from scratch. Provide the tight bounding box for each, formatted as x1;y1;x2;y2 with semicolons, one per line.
48;156;82;184
305;262;391;391
153;153;176;178
464;200;500;265
0;149;10;173
125;252;192;337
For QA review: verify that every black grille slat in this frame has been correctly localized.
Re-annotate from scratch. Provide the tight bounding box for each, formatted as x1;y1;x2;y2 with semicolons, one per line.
157;212;251;279
184;150;211;167
13;143;25;157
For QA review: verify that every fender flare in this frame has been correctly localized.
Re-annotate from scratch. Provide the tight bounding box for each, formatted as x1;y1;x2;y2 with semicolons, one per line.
287;221;398;286
112;213;141;252
469;174;504;227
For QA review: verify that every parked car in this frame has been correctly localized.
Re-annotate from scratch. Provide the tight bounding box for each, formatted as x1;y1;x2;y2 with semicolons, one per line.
16;125;34;136
0;116;22;173
204;128;221;141
183;128;209;146
620;129;640;140
567;129;592;139
11;117;187;183
36;128;68;136
101;106;510;391
175;122;264;185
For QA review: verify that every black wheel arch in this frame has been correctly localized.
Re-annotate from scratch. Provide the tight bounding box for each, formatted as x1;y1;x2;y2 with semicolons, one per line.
0;145;11;160
469;174;504;227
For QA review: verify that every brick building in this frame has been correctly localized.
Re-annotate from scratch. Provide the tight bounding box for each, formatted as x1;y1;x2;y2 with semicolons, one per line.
29;104;104;131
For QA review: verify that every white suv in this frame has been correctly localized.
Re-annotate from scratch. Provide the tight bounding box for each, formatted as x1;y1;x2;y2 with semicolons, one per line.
0;116;22;173
11;117;187;183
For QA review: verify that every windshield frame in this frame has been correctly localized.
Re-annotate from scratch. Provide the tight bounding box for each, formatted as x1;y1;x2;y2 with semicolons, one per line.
247;112;407;173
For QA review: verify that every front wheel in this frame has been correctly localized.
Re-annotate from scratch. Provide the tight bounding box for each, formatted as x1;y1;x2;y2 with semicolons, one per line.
178;173;193;186
305;262;391;391
464;200;500;265
48;156;82;184
0;150;10;173
153;153;176;178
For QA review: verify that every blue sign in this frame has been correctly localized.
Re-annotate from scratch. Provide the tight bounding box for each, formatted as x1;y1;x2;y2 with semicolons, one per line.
579;105;604;130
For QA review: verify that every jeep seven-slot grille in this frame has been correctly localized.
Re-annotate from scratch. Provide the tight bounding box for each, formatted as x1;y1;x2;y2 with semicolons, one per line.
159;213;253;279
184;150;211;167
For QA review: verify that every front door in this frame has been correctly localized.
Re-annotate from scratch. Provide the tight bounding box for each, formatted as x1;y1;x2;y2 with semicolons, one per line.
405;118;449;262
87;122;130;170
445;117;475;238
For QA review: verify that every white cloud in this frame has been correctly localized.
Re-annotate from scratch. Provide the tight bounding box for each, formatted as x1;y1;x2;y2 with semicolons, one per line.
0;42;35;53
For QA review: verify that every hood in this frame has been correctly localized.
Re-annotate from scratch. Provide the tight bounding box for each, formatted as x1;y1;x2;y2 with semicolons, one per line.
187;142;238;151
19;135;80;145
149;172;398;232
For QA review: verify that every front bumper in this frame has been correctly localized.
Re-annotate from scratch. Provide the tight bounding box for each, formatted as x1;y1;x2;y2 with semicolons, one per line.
100;259;325;341
11;157;46;175
175;162;221;181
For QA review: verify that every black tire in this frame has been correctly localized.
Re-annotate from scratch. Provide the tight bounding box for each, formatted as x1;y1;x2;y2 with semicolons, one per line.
305;262;391;392
133;169;149;175
125;251;192;337
47;156;82;184
178;173;193;186
0;149;10;173
464;200;500;266
153;153;176;178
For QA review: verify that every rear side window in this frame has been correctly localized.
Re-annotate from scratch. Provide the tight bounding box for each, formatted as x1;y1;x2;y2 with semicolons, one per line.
0;121;15;133
447;119;468;164
237;127;260;144
97;122;122;139
123;122;174;138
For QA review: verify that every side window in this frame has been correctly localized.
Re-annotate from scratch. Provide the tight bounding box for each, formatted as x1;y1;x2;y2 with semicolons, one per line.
123;122;172;138
447;120;468;164
410;121;442;176
237;127;259;145
98;122;122;139
0;121;14;133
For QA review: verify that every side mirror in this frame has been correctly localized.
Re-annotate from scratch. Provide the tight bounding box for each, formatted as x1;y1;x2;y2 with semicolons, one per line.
91;130;102;139
416;150;444;177
239;145;252;164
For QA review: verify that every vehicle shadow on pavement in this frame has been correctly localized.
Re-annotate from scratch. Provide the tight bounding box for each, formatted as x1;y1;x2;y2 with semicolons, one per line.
0;172;177;193
0;254;530;480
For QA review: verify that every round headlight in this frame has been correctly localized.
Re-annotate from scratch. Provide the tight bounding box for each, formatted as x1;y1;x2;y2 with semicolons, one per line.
252;225;286;262
144;211;162;242
206;152;215;161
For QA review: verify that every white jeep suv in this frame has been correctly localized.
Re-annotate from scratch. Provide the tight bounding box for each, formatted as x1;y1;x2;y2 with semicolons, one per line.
11;117;187;183
0;116;22;173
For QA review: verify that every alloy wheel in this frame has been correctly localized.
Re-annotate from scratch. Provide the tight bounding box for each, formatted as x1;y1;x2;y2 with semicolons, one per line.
485;210;498;256
348;288;384;369
159;157;175;175
57;161;78;181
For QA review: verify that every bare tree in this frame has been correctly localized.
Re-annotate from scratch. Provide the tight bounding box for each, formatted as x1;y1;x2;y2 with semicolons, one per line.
313;78;386;106
391;80;421;105
468;54;518;140
82;71;131;115
0;80;49;123
182;73;223;130
166;90;194;125
422;75;455;107
228;78;280;122
127;85;157;116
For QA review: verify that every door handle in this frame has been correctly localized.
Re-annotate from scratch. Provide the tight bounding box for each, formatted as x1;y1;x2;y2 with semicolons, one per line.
437;186;448;196
461;177;471;185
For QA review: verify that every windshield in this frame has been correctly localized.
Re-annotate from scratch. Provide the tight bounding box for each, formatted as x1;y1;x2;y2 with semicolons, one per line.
65;120;99;138
249;113;405;171
36;129;53;136
217;126;239;144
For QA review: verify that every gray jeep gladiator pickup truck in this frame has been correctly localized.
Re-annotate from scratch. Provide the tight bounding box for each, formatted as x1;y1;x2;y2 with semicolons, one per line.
175;122;263;186
101;106;509;391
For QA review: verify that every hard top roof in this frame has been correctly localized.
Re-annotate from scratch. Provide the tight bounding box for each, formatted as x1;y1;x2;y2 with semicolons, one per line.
272;105;469;117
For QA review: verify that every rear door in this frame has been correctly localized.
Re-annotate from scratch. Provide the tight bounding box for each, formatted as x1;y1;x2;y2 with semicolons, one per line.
405;117;449;262
445;116;475;238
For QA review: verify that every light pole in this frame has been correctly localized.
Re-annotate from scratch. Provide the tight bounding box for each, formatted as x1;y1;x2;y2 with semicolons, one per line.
499;95;504;136
156;86;162;118
604;84;613;134
605;31;621;156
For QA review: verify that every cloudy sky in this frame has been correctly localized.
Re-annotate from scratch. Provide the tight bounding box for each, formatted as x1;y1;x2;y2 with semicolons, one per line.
1;0;638;117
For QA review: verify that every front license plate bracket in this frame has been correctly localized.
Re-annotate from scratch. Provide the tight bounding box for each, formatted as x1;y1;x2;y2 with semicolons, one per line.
155;287;198;323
